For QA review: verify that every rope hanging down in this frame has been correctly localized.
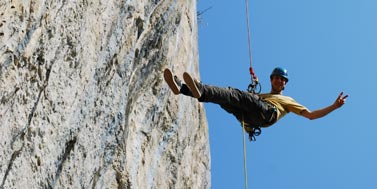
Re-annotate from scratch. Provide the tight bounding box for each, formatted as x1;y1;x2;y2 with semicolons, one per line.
243;1;252;189
243;0;262;140
241;116;249;189
245;0;261;94
241;0;261;189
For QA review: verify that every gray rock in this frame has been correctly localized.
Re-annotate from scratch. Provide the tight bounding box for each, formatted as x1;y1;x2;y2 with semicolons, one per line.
0;0;210;188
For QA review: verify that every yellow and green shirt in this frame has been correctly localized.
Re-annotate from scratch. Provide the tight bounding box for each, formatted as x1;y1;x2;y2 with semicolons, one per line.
258;93;308;122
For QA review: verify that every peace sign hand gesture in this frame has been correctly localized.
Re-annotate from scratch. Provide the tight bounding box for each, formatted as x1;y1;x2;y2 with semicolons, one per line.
334;92;349;108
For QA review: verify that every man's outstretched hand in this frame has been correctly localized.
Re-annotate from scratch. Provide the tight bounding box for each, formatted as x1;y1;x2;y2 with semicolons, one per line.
334;92;349;108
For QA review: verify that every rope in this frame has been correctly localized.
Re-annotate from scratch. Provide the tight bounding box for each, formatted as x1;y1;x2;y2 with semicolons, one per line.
245;0;261;95
242;0;253;188
241;115;249;189
245;0;256;80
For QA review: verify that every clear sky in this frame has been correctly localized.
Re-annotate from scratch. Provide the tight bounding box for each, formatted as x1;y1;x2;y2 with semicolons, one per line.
197;0;377;188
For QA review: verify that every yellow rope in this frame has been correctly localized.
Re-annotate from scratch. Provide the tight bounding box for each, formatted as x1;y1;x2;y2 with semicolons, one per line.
241;115;249;189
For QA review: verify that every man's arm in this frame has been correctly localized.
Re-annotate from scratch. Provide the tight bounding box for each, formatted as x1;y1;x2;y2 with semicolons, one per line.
301;92;348;120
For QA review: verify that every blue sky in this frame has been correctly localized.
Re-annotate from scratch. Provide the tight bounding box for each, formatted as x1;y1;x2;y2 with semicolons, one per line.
197;0;377;188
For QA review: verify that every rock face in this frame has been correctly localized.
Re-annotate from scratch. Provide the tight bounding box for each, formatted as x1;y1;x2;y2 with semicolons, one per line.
0;0;210;188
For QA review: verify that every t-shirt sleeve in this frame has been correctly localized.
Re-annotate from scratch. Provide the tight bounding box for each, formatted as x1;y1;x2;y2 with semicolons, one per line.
284;97;308;115
258;94;309;120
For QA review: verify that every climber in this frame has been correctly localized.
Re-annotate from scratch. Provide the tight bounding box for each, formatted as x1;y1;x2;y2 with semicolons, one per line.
163;67;348;136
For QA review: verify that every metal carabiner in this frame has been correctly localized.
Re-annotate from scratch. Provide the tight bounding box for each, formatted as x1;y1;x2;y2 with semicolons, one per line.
247;78;261;94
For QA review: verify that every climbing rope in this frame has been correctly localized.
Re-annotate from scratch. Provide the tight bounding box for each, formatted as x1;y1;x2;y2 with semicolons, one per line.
245;0;261;94
243;0;251;187
245;0;253;73
241;0;260;188
241;115;249;189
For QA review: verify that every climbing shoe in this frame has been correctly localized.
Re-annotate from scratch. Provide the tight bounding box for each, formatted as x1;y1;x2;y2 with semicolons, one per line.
183;72;202;99
164;68;181;95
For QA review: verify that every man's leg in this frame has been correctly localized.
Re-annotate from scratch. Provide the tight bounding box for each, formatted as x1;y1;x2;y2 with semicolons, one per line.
167;70;274;126
183;71;262;113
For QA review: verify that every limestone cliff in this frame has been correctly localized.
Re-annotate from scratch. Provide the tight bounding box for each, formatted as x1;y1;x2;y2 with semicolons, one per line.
0;0;210;188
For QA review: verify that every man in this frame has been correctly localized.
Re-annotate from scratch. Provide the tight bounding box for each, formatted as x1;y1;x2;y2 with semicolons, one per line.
164;67;348;139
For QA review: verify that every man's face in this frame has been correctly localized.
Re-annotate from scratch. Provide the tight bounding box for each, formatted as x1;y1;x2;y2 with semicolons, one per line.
271;75;287;93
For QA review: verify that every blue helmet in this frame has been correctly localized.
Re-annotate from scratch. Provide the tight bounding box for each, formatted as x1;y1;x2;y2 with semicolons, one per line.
270;67;289;82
